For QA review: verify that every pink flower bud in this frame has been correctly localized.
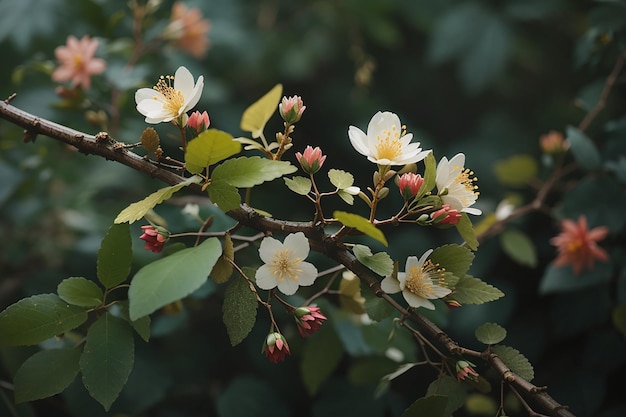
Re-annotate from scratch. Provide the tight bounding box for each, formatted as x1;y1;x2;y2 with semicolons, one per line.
397;172;424;200
279;95;305;124
456;360;479;382
139;225;170;253
294;306;327;337
295;146;326;174
262;332;291;363
430;205;462;226
187;110;210;133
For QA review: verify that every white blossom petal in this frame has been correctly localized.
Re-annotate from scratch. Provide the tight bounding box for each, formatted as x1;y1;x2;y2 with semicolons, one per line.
283;232;309;259
258;236;283;264
402;290;435;310
381;276;401;294
255;264;278;290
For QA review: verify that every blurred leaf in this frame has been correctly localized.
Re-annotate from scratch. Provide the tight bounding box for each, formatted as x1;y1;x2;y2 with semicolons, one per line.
362;289;394;322
493;155;539;187
240;84;283;139
575;80;605;112
605;156;626;184
377;363;418;396
0;158;23;205
430;244;475;278
353;245;393;276
217;376;289;417
301;323;343;395
207;179;241;212
566;126;602;171
491;345;534;382
499;228;537;267
588;3;626;31
312;378;385;417
348;357;397;385
212;156;297;187
475;322;507;345
0;294;88;346
14;347;82;403
284;176;312;195
222;274;258;346
613;304;626;336
97;222;132;288
0;0;62;50
210;233;234;284
328;169;355;189
80;313;134;411
452;275;504;305
465;394;498;415
338;273;366;314
57;277;103;308
402;395;448;417
114;176;201;224
185;129;242;174
428;3;483;65
504;0;560;20
539;262;612;294
426;375;467;416
128;238;221;320
455;214;479;251
334;211;388;246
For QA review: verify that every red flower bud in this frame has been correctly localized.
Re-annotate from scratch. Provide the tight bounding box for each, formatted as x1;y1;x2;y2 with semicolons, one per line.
139;225;170;253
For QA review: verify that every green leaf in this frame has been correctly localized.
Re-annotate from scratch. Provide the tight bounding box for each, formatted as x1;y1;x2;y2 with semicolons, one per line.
452;275;504;305
475;322;507;345
207;179;241;212
566;125;602;171
210;233;234;284
500;228;537;267
284;176;312;195
14;347;81;403
333;211;388;246
429;244;475;279
118;301;151;342
216;376;289;417
455;213;478;250
417;152;437;199
57;277;103;308
222;274;258;346
128;238;222;320
539;262;612;294
337;189;355;205
353;245;393;276
0;294;88;346
491;344;534;382
80;313;134;411
114;176;201;224
328;169;355;189
97;223;132;288
426;376;467;416
301;322;344;395
493;155;539;187
240;83;283;139
362;289;394;322
185;129;242;174
212;156;297;188
402;395;448;417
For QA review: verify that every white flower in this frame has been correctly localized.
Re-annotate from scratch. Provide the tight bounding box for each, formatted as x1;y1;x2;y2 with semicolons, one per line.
435;153;481;215
380;250;451;310
135;66;204;124
255;232;318;295
348;111;430;166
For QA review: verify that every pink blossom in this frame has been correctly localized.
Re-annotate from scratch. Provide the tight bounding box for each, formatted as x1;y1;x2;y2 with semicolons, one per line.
550;215;609;275
540;130;569;154
456;360;479;382
279;96;306;124
187;110;210;132
294;306;327;337
52;35;106;90
263;332;290;363
431;204;462;226
139;225;169;253
295;146;326;174
397;172;424;200
166;2;211;59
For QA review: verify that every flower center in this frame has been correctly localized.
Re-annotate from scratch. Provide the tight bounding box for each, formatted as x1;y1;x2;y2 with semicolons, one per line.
566;238;583;254
374;124;404;161
404;260;446;298
454;166;479;195
153;75;185;116
271;249;302;282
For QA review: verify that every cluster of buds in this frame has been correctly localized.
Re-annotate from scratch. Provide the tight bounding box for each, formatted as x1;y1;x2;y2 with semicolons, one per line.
139;225;170;253
293;305;327;337
263;332;291;363
295;146;326;174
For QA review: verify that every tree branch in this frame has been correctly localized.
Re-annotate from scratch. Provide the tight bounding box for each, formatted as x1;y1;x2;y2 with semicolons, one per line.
0;98;576;417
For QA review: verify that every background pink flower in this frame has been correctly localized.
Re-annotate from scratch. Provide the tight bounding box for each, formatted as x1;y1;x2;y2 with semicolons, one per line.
550;215;609;275
51;35;106;90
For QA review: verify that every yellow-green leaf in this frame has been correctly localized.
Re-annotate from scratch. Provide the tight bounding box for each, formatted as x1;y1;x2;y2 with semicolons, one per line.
334;211;388;246
185;129;241;174
493;154;538;187
114;176;201;224
240;84;283;139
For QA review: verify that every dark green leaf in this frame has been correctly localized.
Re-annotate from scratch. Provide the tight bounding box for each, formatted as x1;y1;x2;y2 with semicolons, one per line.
353;245;393;276
430;244;475;278
97;223;132;288
207;179;241;212
14;348;82;403
499;229;537;267
475;322;507;345
301;323;343;395
80;313;134;411
566;125;602;171
0;294;88;346
222;274;258;346
334;211;388;246
426;375;467;416
57;277;103;308
539;262;612;294
491;345;534;382
362;290;394;322
452;275;504;305
217;376;289;417
128;238;222;320
402;395;448;417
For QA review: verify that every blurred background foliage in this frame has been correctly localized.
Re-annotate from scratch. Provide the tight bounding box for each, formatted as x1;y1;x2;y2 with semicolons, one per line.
1;0;626;416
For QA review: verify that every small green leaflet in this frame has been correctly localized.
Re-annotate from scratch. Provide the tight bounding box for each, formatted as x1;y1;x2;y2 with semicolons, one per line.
284;176;312;195
80;313;134;411
491;344;534;382
97;222;132;288
240;83;283;139
185;129;242;174
0;294;88;346
222;274;258;346
128;238;222;320
212;156;297;188
475;322;507;345
455;213;479;251
451;275;504;305
114;176;201;224
419;152;437;199
353;244;393;276
328;169;355;189
14;348;82;403
207;179;241;212
57;277;103;308
333;211;388;246
429;244;474;279
500;228;537;267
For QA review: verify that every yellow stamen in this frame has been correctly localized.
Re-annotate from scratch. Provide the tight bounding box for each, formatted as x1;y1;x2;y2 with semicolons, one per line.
271;249;302;282
454;166;479;196
566;239;583;253
375;124;403;161
404;260;446;298
153;75;185;115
